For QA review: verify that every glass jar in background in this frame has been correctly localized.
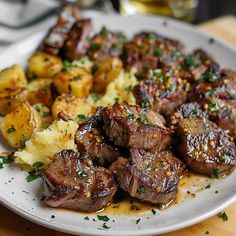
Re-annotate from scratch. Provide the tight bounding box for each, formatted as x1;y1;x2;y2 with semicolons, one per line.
120;0;199;22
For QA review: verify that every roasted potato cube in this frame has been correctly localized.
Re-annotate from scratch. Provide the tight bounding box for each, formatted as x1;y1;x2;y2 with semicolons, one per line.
33;103;52;129
27;51;63;79
0;101;41;148
53;67;93;98
0;88;28;116
52;93;94;122
0;64;27;97
93;57;123;93
27;78;53;107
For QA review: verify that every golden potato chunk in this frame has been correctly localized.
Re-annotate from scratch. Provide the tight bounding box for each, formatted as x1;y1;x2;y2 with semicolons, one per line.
93;57;123;93
53;66;93;98
27;51;63;79
0;64;27;97
33;103;52;129
52;93;94;122
27;78;53;107
0;101;41;148
0;88;28;116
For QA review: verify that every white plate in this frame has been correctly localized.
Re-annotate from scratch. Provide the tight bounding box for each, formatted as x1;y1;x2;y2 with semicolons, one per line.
1;14;236;236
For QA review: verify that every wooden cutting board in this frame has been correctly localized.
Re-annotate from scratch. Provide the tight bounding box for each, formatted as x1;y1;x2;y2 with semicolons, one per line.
1;15;236;236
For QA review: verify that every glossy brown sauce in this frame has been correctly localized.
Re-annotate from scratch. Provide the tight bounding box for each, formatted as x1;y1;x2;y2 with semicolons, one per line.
100;172;212;215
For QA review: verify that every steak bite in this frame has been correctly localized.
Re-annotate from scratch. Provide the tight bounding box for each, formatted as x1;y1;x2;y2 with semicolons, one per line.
109;149;185;205
102;103;172;152
41;5;81;55
179;49;219;83
43;150;117;212
62;19;92;60
76;109;121;166
133;69;190;115
167;102;207;131
178;118;236;178
122;32;185;78
88;27;127;62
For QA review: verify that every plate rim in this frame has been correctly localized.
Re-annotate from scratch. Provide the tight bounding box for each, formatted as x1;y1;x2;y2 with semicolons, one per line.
1;13;236;236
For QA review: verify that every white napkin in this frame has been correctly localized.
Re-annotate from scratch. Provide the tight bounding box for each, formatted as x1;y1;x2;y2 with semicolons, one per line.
0;0;114;52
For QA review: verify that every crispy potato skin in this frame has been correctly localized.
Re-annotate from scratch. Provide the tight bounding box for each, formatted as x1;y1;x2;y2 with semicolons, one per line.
93;57;123;93
0;101;41;148
0;64;27;97
0;88;28;116
27;51;63;79
27;78;53;107
52;93;94;122
33;103;52;128
53;67;93;98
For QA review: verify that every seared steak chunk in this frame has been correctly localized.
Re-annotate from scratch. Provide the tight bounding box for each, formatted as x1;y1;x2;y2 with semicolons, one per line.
123;32;185;78
102;103;172;152
178;118;236;177
88;27;127;62
76;109;121;166
63;19;92;60
109;149;185;204
41;5;81;55
43;150;117;212
133;69;190;115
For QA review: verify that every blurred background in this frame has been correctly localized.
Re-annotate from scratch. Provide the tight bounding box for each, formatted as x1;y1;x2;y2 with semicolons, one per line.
0;0;235;51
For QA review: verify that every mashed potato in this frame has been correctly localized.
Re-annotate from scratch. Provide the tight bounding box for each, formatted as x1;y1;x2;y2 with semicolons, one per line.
15;120;78;168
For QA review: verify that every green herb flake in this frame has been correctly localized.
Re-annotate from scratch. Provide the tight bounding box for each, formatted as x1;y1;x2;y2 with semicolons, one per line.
218;212;228;221
148;33;156;40
138;186;146;193
205;184;211;189
136;218;141;224
127;113;136;120
154;48;163;57
200;70;219;83
151;209;157;215
77;170;88;179
62;60;71;72
101;27;109;38
208;102;218;112
91;94;101;103
114;97;119;103
0;154;14;164
84;216;89;220
77;114;86;122
125;85;132;94
32;161;43;169
192;107;199;115
97;215;110;222
26;172;41;182
184;55;196;70
34;105;41;112
213;168;219;179
7;127;16;134
0;163;3;169
42;112;49;118
138;114;149;124
102;222;110;229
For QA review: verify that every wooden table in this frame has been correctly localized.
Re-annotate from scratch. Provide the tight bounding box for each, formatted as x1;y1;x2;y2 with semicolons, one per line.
1;15;236;236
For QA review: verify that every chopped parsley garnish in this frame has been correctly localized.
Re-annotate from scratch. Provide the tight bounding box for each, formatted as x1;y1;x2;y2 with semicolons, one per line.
7;127;16;134
62;60;72;72
208;102;218;112
200;69;219;83
77;170;88;179
97;215;110;222
192;107;199;115
151;209;157;215
0;154;14;164
77;114;86;122
34;105;41;112
32;161;43;169
148;33;156;40
205;184;211;189
154;48;163;57
84;216;89;220
138;186;146;193
101;27;109;38
114;97;119;103
136;218;141;224
127;113;136;120
219;156;227;163
90;94;101;103
141;98;150;109
42;112;49;118
102;222;110;229
125;85;132;94
218;212;228;221
184;55;196;70
213;168;219;179
205;90;214;98
138;114;149;124
26;172;41;182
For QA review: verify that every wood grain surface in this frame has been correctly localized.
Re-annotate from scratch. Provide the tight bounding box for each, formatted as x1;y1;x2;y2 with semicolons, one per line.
1;15;236;236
